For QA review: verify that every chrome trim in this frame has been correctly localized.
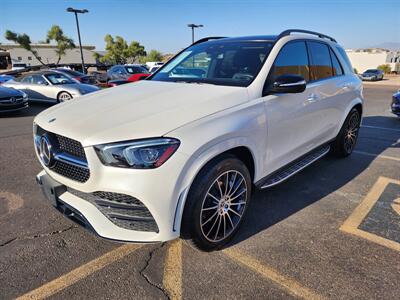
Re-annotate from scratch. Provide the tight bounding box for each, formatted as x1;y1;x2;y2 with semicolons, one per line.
54;152;89;169
34;134;88;169
277;80;306;87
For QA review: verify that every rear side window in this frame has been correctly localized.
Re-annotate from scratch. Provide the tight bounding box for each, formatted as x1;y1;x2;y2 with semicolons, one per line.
335;46;353;73
270;41;310;82
307;42;333;81
330;49;343;76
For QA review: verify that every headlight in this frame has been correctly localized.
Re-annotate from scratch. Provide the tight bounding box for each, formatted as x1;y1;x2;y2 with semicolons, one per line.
94;138;180;169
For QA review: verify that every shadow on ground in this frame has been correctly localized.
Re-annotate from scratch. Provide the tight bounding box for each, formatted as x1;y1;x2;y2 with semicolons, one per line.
228;115;397;247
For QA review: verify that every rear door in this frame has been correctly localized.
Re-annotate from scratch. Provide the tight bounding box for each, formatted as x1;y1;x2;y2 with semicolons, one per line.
306;41;352;141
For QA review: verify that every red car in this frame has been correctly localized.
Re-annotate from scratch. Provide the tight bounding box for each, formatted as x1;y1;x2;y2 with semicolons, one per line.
107;73;150;87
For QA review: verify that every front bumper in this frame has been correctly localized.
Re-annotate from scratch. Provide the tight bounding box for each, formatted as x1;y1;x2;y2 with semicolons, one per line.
392;103;400;116
35;142;189;243
0;101;28;112
36;169;185;242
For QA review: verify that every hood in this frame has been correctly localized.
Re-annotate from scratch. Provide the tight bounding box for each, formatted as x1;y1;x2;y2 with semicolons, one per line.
34;80;248;146
63;83;99;93
0;86;23;97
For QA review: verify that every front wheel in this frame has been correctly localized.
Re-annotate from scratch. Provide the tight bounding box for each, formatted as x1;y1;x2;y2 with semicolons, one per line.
331;108;361;157
181;156;252;251
57;92;72;102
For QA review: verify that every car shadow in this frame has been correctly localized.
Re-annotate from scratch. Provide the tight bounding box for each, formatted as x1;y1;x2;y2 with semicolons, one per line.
227;115;397;248
0;102;53;118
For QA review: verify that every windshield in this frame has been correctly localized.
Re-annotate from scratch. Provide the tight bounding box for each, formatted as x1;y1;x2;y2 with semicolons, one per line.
45;73;75;85
365;69;378;73
57;69;85;77
151;40;273;87
125;66;148;74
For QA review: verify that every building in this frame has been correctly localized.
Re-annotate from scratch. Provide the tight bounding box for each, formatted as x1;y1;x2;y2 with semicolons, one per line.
346;48;400;73
0;44;99;70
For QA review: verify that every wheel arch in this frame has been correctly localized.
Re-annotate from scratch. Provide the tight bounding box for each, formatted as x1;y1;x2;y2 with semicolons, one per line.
336;98;363;136
56;90;72;101
173;140;258;234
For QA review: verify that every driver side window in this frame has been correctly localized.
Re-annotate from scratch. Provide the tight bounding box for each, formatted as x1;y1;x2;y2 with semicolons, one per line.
269;41;310;83
31;75;47;85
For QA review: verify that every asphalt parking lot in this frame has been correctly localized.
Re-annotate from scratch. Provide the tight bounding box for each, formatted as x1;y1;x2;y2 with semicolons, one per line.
0;85;399;300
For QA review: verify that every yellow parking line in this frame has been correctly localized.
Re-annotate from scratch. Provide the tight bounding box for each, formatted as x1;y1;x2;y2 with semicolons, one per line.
340;176;400;252
353;150;400;162
17;244;141;300
163;240;183;300
223;248;325;300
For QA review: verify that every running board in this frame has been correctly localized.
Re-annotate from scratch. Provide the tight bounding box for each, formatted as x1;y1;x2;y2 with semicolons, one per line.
259;145;330;189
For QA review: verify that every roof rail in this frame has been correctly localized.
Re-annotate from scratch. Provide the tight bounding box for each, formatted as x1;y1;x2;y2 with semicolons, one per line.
193;36;226;45
277;29;337;43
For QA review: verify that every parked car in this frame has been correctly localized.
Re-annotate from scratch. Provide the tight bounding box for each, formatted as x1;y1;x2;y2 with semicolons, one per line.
360;69;384;81
149;66;161;73
146;61;163;70
89;71;108;83
107;64;149;81
106;79;131;87
11;63;28;71
3;71;99;102
107;74;149;87
0;75;15;84
392;90;400;117
34;29;363;251
0;86;28;112
53;68;97;85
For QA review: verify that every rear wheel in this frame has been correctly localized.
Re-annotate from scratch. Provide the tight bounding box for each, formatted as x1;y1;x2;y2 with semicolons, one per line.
181;156;251;251
331;108;361;157
57;92;72;102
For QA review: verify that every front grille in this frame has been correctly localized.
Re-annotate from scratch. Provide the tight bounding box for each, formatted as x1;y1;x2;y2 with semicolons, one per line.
68;188;159;232
53;161;90;183
35;126;89;183
56;135;86;159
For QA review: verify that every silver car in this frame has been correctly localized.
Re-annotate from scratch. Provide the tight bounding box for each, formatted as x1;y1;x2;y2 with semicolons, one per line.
3;71;99;102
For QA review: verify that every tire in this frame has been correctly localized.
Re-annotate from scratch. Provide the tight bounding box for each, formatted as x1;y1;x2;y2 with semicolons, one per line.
181;155;252;251
57;92;72;102
331;108;361;157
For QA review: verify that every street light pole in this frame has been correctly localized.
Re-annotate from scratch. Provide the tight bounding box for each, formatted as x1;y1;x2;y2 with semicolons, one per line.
187;24;204;44
67;7;88;73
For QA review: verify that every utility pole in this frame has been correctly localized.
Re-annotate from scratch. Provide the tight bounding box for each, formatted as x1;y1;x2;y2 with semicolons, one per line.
187;24;204;44
67;7;89;73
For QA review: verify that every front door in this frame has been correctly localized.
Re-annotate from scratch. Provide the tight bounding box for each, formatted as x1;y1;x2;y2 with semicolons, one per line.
262;41;325;174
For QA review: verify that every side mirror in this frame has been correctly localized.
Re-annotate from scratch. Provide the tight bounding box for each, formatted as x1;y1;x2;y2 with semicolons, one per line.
268;74;306;94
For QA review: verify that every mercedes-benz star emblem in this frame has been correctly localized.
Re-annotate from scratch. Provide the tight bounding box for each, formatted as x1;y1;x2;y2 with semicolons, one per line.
39;135;54;167
10;97;16;104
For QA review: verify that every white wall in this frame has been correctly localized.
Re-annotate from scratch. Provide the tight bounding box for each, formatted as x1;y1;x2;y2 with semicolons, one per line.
346;52;388;73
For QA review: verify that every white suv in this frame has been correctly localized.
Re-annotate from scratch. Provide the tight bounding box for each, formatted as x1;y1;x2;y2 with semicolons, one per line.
34;30;363;251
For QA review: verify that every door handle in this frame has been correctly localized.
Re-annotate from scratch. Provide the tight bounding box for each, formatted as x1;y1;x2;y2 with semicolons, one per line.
306;93;319;103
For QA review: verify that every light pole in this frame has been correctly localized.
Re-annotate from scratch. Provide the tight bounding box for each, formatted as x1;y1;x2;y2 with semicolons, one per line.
67;7;88;73
187;24;203;44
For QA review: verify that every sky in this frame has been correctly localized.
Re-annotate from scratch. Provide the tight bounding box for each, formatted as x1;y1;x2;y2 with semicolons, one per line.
1;0;399;54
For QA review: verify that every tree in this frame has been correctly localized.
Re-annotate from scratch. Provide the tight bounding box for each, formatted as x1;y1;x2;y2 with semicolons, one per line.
377;64;391;74
139;50;163;63
46;25;75;65
4;30;46;65
99;34;146;64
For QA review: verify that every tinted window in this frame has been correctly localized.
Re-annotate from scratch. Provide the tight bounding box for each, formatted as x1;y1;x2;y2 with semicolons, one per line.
308;42;333;81
57;69;84;77
270;41;310;82
125;66;148;74
330;49;343;76
31;75;47;85
151;41;273;87
44;73;74;85
335;46;353;73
